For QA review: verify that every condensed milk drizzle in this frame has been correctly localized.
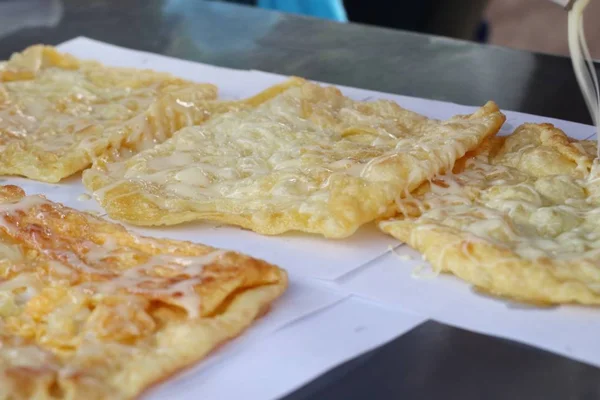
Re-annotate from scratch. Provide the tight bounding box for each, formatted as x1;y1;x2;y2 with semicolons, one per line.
0;194;225;318
389;147;600;267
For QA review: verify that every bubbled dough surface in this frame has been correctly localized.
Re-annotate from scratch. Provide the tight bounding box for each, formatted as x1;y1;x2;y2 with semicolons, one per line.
0;185;287;400
381;123;600;305
0;45;218;182
84;80;505;238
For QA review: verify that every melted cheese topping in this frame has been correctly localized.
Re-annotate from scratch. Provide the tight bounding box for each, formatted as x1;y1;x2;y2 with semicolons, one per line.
0;45;218;182
0;185;286;399
83;81;505;238
381;123;600;303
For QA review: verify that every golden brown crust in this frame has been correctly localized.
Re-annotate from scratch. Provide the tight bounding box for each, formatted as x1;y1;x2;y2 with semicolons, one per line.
83;80;505;238
494;123;593;175
380;221;600;305
0;185;287;399
0;45;220;182
380;123;600;305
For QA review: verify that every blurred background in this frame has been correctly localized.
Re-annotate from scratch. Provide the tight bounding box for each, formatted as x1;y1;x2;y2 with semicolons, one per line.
218;0;600;58
485;0;600;57
0;0;598;59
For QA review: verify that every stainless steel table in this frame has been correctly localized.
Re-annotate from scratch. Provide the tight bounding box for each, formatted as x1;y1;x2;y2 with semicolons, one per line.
1;1;598;399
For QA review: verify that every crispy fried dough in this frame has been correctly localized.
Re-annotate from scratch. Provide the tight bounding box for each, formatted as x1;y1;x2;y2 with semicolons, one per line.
381;123;600;305
84;80;504;238
0;185;287;400
0;45;221;182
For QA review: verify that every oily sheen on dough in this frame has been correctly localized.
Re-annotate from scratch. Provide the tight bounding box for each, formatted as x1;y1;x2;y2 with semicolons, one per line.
83;79;505;238
0;185;287;400
0;45;220;182
380;123;600;305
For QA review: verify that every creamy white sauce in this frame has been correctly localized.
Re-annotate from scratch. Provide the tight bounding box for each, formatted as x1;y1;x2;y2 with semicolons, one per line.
77;193;91;201
0;194;225;319
392;148;600;268
90;83;500;234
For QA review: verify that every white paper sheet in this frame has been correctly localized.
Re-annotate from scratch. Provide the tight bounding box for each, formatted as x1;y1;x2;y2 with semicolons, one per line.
243;73;600;367
3;36;599;398
34;38;399;281
153;277;348;376
46;38;595;282
146;296;425;400
340;248;600;368
0;39;426;399
133;277;348;380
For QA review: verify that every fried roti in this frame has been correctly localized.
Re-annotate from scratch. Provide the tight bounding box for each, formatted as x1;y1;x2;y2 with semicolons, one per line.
380;123;600;305
83;79;505;238
0;185;287;400
0;45;223;182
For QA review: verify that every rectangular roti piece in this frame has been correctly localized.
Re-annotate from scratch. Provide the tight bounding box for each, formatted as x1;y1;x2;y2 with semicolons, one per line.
83;79;505;238
0;185;287;400
0;45;223;182
380;123;600;305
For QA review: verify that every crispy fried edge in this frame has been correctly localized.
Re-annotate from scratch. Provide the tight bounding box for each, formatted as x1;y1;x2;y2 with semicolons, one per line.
0;184;288;399
495;122;594;172
83;99;505;238
379;122;600;305
118;273;287;400
380;220;600;305
0;46;219;183
2;274;288;400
